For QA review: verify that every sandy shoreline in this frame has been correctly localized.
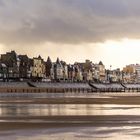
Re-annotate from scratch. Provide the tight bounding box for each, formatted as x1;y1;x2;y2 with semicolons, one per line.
1;95;140;104
0;115;140;130
0;94;140;131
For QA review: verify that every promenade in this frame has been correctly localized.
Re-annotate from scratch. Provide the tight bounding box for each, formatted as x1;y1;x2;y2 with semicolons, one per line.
0;82;140;93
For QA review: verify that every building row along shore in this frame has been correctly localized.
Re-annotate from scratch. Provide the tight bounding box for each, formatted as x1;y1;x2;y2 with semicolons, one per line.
0;50;140;84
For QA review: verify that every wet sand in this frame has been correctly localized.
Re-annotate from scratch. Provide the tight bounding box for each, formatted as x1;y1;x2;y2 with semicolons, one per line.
1;115;140;130
0;94;140;139
0;95;140;130
1;95;140;104
1;94;140;131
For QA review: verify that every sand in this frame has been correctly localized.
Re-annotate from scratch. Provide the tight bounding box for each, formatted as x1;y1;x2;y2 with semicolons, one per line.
0;115;140;130
0;94;140;131
0;95;140;104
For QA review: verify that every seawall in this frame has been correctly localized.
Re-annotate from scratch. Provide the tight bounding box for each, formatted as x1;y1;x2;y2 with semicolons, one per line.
0;82;140;93
0;82;92;93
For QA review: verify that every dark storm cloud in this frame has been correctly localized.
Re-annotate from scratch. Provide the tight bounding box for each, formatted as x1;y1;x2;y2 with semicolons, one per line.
0;0;140;45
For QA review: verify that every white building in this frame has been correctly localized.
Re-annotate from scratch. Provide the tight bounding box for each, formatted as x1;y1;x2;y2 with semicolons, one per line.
31;56;46;79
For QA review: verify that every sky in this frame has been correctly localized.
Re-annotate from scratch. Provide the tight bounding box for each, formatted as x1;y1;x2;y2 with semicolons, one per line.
1;0;140;69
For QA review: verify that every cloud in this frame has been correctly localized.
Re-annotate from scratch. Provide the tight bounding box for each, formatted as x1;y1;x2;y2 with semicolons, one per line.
0;0;140;46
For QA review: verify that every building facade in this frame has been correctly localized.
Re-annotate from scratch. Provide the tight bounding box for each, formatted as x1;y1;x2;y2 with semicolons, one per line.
0;51;20;80
19;55;30;79
0;63;7;81
123;64;139;83
46;56;52;79
31;55;46;80
54;58;64;81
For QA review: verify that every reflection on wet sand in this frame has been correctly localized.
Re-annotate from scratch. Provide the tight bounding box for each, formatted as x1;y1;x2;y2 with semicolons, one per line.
1;104;140;116
1;126;140;140
0;93;140;139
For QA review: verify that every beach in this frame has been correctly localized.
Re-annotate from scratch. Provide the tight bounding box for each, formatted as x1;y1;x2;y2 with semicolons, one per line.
1;93;140;104
0;93;140;130
0;92;140;139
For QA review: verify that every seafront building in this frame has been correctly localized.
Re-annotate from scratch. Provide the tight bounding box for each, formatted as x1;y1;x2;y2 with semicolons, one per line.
0;50;140;83
123;64;140;83
46;56;52;80
93;61;106;83
106;69;122;83
54;58;64;81
18;55;31;79
67;64;75;81
61;61;68;81
0;63;7;81
0;51;20;80
31;55;46;81
135;64;140;83
82;60;93;81
73;63;83;81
